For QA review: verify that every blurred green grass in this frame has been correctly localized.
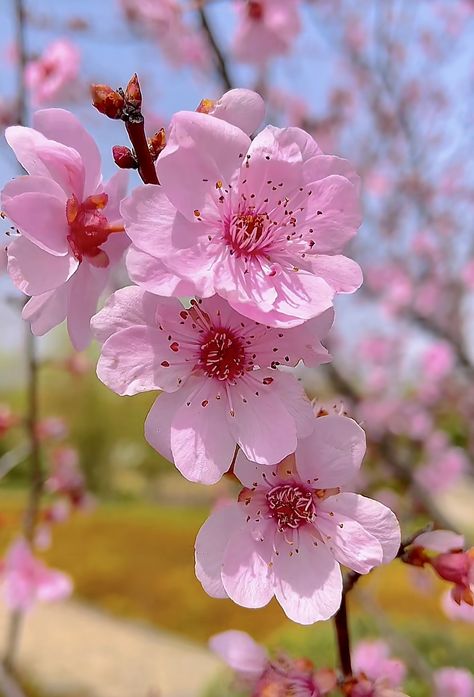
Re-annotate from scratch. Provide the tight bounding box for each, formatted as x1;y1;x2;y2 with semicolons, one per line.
1;490;473;697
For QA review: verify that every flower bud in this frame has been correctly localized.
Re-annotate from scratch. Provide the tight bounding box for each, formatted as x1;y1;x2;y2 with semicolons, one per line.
431;550;472;586
125;73;142;110
112;145;138;169
148;128;166;160
90;84;125;119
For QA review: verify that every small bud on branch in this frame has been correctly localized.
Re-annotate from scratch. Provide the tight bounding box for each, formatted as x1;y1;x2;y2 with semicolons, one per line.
112;145;138;170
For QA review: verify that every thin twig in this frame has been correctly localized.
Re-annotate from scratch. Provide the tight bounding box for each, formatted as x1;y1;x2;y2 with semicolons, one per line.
334;594;352;677
198;7;233;91
124;118;159;185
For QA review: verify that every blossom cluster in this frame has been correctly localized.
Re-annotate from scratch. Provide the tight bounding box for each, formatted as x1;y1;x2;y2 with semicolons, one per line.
0;87;402;626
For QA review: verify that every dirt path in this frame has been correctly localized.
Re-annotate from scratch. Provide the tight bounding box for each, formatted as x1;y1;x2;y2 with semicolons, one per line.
0;600;220;697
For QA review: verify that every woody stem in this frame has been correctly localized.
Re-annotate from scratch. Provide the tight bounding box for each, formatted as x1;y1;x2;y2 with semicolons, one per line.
125;119;159;185
334;593;353;678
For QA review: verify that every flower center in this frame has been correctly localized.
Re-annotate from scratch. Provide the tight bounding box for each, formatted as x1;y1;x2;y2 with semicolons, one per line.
226;211;270;257
66;193;122;267
199;328;247;382
266;484;316;531
248;0;264;21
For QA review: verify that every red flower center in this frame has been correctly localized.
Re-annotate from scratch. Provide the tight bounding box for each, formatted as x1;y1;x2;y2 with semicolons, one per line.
66;193;122;267
266;484;316;531
247;0;264;21
226;211;270;257
199;328;247;382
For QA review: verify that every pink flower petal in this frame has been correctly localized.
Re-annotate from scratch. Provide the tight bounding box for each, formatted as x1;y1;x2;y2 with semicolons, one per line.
321;493;401;564
414;530;465;553
91;285;161;343
2;174;66;202
222;528;274;608
7;236;78;295
171;380;236;483
310;255;363;294
5;125;52;177
3;192;69;255
209;630;267;677
126;246;201;297
209;89;265;136
157;111;249;220
273;528;342;623
66;263;108;351
33;108;102;195
195;502;243;599
22;286;69;336
295;415;366;488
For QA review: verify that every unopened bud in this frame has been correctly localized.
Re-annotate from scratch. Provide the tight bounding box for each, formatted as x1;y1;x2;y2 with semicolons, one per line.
112;145;138;169
125;73;142;110
91;84;125;119
148;128;166;160
431;550;472;586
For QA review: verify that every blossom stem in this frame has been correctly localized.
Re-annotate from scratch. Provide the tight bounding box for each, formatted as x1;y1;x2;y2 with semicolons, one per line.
124;118;159;186
334;594;352;678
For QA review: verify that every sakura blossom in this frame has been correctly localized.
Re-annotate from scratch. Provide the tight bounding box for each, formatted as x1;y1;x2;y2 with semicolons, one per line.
0;539;72;612
352;641;406;692
434;668;474;697
232;0;302;65
123;113;362;327
210;629;334;696
2;108;128;350
195;415;400;623
92;287;333;484
25;39;81;106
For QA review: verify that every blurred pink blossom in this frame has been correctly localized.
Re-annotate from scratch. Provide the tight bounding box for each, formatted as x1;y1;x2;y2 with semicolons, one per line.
352;640;406;688
232;0;301;64
434;668;474;697
25;40;80;106
0;539;72;611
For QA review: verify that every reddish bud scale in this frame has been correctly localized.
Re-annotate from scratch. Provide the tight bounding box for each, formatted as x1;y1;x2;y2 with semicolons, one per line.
112;145;138;169
124;73;142;110
90;84;125;119
148;128;166;160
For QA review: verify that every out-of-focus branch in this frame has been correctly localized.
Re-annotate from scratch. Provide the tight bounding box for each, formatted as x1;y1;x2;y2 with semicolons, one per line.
198;7;233;91
325;365;461;534
0;663;27;697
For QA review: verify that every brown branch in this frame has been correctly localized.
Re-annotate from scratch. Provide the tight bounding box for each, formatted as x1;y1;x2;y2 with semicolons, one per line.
198;7;233;91
124;118;159;185
334;594;352;678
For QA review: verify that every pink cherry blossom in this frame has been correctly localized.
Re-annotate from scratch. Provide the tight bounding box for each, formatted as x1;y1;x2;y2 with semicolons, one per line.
2;108;128;350
123;113;362;327
92;287;333;484
196;88;265;136
195;415;400;623
434;668;474;697
352;641;406;688
46;446;86;506
232;0;301;65
25;39;81;106
442;590;474;623
0;539;72;611
210;629;333;696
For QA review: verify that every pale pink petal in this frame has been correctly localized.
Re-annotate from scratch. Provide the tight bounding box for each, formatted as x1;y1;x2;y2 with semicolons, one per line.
442;590;474;623
2;192;69;255
33;108;101;195
36;567;73;602
35;140;85;199
5;125;52;177
222;529;274;608
195;502;243;598
295;416;366;488
22;287;69;336
2;174;66;202
227;372;300;464
303;155;360;189
171;380;236;483
414;530;465;553
97;325;190;396
209;630;267;677
92;285;161;343
66;263;108;351
316;507;383;574
144;392;185;463
305;175;361;254
210;89;265;136
126;245;205;297
7;236;78;295
320;493;401;564
157;111;249;220
121;184;198;257
310;255;363;294
273;528;342;623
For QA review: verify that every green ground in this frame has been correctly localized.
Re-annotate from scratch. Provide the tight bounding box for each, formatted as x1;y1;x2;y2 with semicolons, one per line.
1;491;473;697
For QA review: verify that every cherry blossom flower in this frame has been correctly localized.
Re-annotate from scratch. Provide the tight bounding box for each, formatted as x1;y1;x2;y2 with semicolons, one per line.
232;0;301;65
210;629;335;696
0;539;72;611
25;39;80;106
46;446;87;506
195;415;400;623
92;287;333;484
434;668;474;697
2;108;128;350
442;590;474;623
123;113;362;327
352;641;406;690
